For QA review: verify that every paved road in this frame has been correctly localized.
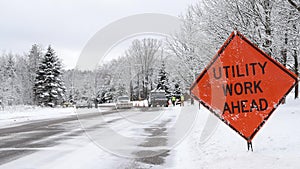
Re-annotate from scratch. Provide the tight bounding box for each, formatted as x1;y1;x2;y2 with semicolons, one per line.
0;106;191;169
0;109;119;165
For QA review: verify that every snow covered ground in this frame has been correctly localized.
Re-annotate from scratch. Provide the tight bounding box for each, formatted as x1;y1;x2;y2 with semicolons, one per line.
167;94;300;169
0;106;76;128
0;94;299;169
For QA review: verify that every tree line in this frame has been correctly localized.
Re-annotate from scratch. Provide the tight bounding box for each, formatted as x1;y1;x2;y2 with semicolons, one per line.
63;38;185;104
2;0;299;107
168;0;300;99
0;39;184;107
0;45;65;107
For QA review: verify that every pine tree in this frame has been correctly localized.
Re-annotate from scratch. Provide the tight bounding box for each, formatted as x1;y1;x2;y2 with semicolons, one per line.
34;46;65;107
156;62;171;98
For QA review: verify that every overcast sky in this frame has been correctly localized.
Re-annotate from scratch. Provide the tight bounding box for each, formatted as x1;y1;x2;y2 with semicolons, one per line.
0;0;197;69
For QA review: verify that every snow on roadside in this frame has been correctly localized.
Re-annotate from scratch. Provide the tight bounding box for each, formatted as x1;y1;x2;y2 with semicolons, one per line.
164;94;300;169
0;105;76;128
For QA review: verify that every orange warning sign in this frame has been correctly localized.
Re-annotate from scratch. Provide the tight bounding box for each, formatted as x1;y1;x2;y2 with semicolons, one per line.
190;31;298;141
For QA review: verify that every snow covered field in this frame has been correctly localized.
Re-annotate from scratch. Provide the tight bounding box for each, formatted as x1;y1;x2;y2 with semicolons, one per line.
0;94;299;169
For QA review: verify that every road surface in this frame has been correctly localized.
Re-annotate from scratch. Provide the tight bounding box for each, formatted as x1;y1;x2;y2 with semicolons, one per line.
0;105;199;169
1;101;299;169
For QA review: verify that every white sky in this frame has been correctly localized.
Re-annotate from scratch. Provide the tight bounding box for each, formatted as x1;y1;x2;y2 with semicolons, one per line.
0;0;198;69
102;33;167;65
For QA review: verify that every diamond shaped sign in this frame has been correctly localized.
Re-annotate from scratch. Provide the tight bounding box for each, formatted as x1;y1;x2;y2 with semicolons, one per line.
190;31;298;141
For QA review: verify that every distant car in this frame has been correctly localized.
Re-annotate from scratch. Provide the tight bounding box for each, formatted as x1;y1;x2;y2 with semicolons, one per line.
116;96;133;109
62;101;74;108
75;99;93;108
148;91;168;107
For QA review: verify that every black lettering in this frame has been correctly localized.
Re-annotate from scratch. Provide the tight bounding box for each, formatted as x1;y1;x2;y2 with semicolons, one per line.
258;62;267;74
245;64;249;76
224;99;268;114
241;100;249;113
223;102;232;114
249;63;257;75
213;67;222;79
236;65;245;77
224;66;230;78
232;65;235;77
254;81;263;93
244;82;253;94
231;101;241;114
234;83;243;95
222;83;233;96
259;98;268;111
250;99;258;112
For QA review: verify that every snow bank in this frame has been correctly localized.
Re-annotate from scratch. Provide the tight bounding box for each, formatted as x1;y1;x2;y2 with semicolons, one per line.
98;103;116;107
165;93;300;169
0;105;76;128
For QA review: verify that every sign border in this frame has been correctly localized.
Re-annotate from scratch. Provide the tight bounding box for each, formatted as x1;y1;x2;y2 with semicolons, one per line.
190;31;298;141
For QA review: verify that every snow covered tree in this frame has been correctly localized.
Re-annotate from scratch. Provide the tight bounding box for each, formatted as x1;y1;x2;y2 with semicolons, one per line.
15;55;30;105
126;38;162;99
156;61;171;98
169;0;299;99
0;52;32;105
34;46;65;107
288;0;300;12
0;53;21;105
173;83;182;98
28;44;43;104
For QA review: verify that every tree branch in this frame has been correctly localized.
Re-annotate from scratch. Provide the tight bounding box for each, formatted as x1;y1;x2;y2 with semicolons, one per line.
287;0;300;12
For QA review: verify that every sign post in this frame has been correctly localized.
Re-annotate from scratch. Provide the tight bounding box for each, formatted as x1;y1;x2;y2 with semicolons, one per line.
190;31;298;150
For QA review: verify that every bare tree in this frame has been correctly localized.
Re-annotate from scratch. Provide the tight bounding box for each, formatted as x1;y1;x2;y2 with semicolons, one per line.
287;0;300;12
126;38;162;99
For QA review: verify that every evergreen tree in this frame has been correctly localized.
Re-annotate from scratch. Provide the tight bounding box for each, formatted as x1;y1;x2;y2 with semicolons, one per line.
156;61;171;98
34;46;65;107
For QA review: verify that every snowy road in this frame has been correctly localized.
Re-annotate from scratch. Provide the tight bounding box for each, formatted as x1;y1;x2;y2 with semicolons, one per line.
0;98;300;169
0;105;198;169
0;109;118;165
